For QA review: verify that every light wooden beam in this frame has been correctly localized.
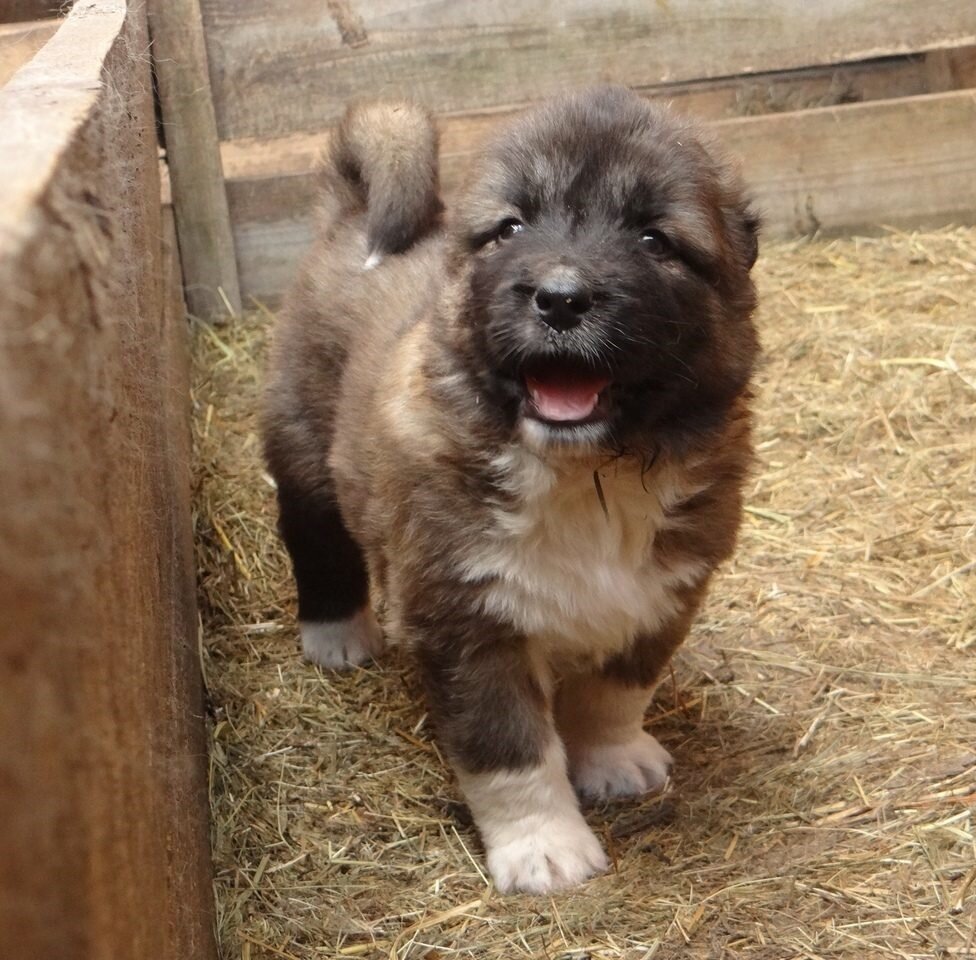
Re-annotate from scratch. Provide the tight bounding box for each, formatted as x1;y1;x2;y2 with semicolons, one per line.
148;0;241;317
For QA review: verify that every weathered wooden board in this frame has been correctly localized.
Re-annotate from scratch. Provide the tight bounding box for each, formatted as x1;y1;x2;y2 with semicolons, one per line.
223;86;976;305
715;89;976;237
149;0;241;317
0;2;216;958
0;18;60;87
199;0;976;141
220;54;942;180
226;173;319;306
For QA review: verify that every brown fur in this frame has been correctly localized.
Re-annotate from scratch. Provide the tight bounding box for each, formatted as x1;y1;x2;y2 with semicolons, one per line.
263;87;760;892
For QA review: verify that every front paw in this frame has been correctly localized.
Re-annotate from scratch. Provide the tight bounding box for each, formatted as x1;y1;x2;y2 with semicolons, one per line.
570;731;672;801
484;811;609;894
300;607;384;669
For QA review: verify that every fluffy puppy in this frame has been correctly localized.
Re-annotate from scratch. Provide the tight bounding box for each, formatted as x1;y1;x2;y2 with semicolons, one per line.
263;87;760;894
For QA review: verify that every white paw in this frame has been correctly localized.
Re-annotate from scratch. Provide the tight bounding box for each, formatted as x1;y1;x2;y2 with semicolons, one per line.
299;608;384;670
485;810;609;894
570;731;672;801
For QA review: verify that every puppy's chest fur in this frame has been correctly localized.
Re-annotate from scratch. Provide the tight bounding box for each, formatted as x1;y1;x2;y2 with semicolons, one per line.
456;448;709;663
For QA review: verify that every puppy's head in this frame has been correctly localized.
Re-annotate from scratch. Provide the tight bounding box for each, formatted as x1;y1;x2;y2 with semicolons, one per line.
449;86;760;456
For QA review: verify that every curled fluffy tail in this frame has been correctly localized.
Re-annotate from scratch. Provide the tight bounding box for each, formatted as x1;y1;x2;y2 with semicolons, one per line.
328;101;442;260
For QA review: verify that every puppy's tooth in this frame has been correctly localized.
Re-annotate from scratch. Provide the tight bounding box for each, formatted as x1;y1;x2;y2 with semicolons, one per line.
363;251;382;271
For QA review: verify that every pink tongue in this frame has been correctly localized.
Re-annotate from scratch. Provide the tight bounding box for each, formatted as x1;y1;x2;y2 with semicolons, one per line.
526;374;610;422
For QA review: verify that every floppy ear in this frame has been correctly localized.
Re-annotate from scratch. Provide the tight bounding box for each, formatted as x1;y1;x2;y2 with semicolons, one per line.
719;194;760;273
741;207;760;270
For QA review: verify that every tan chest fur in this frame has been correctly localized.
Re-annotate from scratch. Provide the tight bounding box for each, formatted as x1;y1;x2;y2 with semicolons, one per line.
456;447;710;664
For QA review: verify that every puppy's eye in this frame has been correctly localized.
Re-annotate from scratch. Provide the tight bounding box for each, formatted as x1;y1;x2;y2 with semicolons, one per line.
639;228;672;257
496;219;524;242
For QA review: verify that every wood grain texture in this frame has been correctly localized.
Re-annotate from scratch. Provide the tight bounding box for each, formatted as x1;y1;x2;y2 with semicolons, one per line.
0;18;60;87
223;85;976;305
220;55;941;180
198;0;976;141
0;3;216;958
716;88;976;237
149;0;241;317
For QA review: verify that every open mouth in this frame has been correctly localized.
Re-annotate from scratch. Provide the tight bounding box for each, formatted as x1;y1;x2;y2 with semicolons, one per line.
521;357;613;426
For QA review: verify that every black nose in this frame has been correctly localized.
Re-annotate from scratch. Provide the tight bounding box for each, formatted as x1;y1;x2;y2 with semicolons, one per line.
533;283;592;332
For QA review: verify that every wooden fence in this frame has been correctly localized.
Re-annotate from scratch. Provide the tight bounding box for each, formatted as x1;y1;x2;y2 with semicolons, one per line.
0;3;216;957
148;0;976;306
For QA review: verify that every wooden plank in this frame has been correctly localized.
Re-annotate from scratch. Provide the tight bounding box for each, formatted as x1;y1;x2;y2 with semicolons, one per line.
158;202;218;960
226;173;319;306
224;88;976;305
149;0;241;317
198;0;976;142
218;52;947;304
716;89;976;237
0;3;216;958
220;54;939;180
0;18;60;87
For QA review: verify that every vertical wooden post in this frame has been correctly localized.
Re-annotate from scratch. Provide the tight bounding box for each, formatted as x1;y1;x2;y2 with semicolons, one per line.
0;2;217;956
148;0;242;317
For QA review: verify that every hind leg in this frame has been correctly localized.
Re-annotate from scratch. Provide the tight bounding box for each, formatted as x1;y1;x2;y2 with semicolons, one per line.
276;481;384;669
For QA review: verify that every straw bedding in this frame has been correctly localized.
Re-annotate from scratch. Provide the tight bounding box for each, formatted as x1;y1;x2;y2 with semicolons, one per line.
192;228;976;959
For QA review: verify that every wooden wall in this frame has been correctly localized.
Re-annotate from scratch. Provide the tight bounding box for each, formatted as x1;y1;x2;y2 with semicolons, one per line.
168;0;976;305
0;2;216;958
198;0;975;140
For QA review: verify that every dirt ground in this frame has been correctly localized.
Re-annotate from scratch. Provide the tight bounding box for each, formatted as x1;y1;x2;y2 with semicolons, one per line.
193;228;975;960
